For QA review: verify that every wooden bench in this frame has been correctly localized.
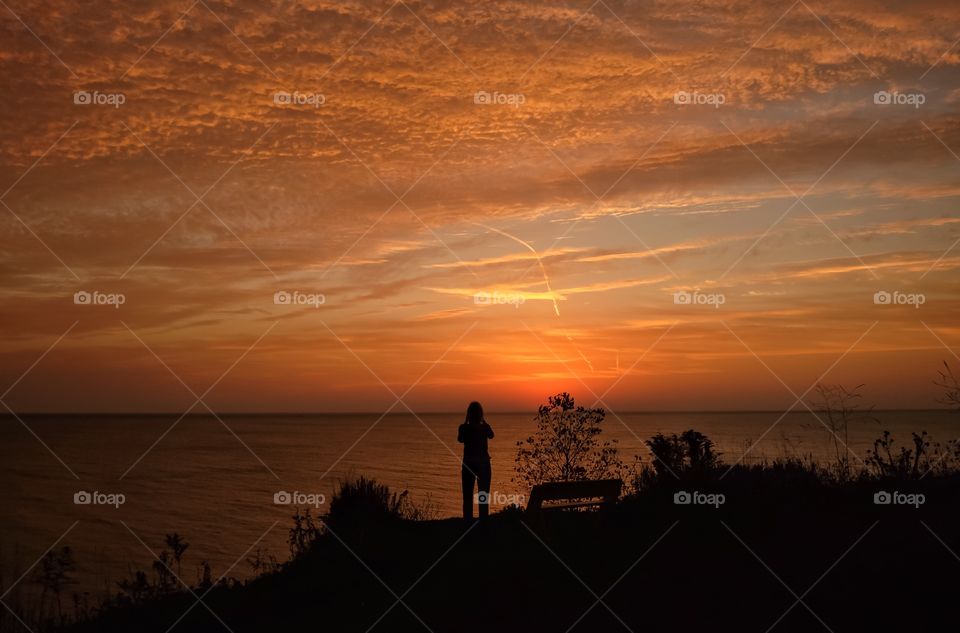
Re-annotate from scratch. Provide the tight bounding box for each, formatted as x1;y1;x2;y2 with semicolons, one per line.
527;479;622;516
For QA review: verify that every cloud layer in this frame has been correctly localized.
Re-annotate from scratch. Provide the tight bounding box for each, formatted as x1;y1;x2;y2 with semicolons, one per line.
1;0;958;412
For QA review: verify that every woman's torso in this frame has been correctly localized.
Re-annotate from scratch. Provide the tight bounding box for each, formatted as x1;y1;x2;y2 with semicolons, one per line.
460;423;490;461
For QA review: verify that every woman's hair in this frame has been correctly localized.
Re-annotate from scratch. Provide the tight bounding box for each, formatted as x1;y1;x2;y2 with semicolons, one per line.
465;401;484;424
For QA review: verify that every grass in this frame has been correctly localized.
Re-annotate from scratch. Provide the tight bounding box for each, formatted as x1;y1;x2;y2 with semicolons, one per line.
2;422;956;632
26;424;954;633
57;467;959;632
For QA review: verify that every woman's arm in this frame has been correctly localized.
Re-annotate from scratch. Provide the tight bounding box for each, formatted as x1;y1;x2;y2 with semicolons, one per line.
457;424;465;443
483;422;494;439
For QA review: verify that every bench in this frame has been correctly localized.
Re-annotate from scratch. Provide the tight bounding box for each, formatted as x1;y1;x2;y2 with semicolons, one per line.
527;479;622;516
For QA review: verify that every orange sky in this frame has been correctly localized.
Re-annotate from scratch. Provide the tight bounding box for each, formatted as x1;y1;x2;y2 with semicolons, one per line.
1;0;958;412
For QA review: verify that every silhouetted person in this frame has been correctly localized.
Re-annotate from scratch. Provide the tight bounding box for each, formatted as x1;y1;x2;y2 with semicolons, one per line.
458;401;494;520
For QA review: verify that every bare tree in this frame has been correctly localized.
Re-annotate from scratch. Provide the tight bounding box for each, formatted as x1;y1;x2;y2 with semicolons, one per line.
810;383;875;480
935;361;960;411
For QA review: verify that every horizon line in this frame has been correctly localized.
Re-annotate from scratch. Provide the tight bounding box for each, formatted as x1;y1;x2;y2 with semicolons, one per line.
2;408;954;416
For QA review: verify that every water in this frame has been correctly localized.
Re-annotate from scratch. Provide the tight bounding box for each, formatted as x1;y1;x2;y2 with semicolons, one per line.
1;410;955;597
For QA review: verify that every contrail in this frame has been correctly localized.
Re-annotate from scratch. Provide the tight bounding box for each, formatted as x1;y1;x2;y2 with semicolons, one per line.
476;223;594;373
474;223;560;317
566;334;595;373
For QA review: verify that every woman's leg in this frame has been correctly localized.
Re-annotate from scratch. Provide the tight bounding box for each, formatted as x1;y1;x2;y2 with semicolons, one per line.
461;462;476;519
477;460;492;519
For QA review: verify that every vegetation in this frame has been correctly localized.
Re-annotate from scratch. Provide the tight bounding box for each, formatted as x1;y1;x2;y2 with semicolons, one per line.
326;476;437;533
514;392;626;487
935;361;960;411
646;429;721;476
55;446;960;633
3;364;958;632
809;382;877;480
34;547;76;623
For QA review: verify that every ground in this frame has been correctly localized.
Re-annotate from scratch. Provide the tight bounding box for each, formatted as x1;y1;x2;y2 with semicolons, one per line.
67;475;959;633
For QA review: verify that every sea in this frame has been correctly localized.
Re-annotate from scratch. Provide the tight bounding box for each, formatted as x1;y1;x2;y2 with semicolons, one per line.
1;410;955;598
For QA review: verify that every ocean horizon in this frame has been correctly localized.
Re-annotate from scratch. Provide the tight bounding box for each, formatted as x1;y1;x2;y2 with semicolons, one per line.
3;410;956;598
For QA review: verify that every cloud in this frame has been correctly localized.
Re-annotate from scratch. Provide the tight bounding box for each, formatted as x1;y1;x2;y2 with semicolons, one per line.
1;0;959;409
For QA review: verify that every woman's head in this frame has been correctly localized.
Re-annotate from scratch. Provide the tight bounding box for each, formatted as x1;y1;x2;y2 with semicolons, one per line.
465;401;484;424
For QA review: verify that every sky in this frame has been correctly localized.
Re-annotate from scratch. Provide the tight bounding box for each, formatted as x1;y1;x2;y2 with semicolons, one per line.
0;0;959;413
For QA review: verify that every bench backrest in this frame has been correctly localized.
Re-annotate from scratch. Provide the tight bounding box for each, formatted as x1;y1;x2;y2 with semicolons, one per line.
527;479;622;514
